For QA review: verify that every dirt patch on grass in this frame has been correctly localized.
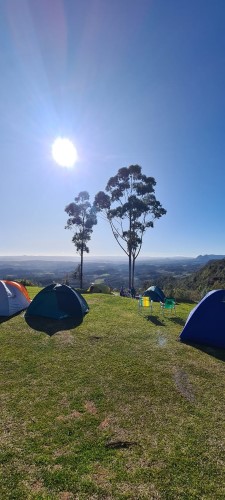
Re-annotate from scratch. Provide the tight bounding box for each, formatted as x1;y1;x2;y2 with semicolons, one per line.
98;413;133;444
173;368;195;403
56;401;98;422
99;417;111;430
117;481;161;498
55;331;75;345
58;493;74;500
60;396;70;407
56;410;82;421
84;400;97;414
23;479;46;495
91;463;114;488
53;447;71;458
125;455;166;475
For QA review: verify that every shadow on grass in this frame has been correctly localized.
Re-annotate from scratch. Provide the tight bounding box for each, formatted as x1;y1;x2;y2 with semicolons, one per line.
105;440;138;449
0;316;11;324
0;310;25;323
89;335;103;342
147;315;165;326
168;317;186;326
180;340;225;362
25;315;83;336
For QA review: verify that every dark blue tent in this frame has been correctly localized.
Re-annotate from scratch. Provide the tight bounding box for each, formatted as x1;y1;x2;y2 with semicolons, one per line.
25;284;89;321
180;289;225;349
143;285;165;302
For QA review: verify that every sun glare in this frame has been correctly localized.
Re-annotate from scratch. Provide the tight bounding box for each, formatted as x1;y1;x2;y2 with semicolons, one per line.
52;137;78;168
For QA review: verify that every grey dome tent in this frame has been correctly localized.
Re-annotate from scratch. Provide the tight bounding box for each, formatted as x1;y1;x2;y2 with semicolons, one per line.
180;289;225;349
25;284;89;321
143;285;165;302
0;280;31;316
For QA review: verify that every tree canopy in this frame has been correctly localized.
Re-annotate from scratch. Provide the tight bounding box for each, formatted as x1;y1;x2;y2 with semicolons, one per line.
94;165;166;287
65;191;97;288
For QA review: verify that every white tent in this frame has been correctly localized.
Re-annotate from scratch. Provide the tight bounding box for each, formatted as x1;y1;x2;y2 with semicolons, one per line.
0;280;31;316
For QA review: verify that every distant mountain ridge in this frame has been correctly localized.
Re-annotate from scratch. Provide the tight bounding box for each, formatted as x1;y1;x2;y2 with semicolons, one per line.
0;254;225;263
195;254;225;263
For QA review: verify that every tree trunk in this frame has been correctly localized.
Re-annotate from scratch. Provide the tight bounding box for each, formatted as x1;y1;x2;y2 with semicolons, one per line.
128;252;132;289
128;212;132;288
80;248;83;289
131;256;136;288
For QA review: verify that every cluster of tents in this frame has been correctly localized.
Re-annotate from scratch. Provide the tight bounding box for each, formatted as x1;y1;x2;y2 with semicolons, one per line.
1;280;225;349
0;281;89;323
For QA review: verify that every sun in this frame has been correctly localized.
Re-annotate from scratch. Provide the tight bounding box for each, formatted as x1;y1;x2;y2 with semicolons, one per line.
52;137;78;168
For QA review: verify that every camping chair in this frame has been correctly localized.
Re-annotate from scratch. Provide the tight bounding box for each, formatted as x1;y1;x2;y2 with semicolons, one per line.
138;296;153;313
160;298;176;315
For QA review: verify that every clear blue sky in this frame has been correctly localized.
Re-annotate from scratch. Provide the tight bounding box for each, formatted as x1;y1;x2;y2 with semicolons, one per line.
1;0;225;258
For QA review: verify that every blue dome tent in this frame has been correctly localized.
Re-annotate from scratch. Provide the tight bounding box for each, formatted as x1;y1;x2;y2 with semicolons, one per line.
25;284;89;321
143;285;165;303
180;289;225;349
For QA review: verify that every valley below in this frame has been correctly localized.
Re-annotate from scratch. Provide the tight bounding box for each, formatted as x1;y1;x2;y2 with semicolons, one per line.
0;254;222;291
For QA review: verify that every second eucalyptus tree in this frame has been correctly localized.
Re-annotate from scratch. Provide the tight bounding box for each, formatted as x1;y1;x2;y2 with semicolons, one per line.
94;165;166;288
65;191;97;289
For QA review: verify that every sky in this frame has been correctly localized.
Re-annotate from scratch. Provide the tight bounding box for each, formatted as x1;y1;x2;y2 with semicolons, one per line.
1;0;225;258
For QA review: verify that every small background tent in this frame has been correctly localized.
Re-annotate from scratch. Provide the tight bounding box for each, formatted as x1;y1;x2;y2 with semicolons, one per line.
0;280;31;316
180;289;225;349
143;285;165;302
25;284;89;320
88;283;111;294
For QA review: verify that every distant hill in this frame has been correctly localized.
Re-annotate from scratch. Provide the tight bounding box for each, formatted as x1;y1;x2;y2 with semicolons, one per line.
195;254;225;263
183;258;225;291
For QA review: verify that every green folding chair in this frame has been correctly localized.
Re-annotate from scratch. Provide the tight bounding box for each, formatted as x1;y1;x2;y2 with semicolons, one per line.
160;298;176;315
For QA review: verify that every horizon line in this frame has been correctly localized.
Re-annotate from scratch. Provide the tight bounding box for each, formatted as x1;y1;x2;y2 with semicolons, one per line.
0;253;223;259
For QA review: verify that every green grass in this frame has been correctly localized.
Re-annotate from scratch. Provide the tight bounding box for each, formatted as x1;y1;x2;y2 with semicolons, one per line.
1;290;225;499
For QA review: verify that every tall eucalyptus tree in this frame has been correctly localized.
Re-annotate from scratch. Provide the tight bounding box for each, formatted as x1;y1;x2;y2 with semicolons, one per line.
65;191;97;288
94;165;166;288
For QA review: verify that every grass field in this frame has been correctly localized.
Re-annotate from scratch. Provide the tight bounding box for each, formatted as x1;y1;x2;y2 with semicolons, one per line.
1;288;225;499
